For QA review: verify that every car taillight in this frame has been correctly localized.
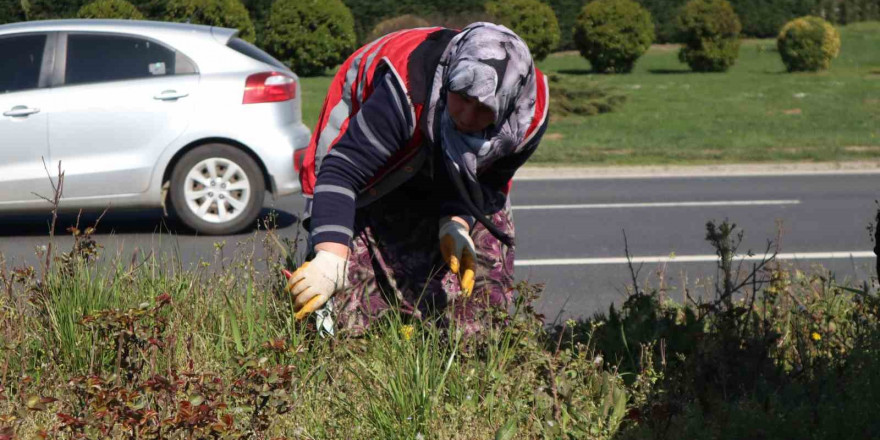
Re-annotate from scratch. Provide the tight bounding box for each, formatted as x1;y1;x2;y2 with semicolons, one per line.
243;72;296;104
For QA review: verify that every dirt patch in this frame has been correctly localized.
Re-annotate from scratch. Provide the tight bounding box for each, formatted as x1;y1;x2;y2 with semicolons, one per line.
774;147;804;154
648;44;679;53
549;50;579;58
601;149;634;156
844;146;880;153
545;133;564;141
864;98;880;105
783;108;802;115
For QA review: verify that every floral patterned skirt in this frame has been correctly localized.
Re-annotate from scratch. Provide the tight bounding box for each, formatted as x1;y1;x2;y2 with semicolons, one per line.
331;195;516;335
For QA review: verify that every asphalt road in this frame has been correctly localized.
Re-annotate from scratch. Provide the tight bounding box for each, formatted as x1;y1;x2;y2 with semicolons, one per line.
1;171;877;324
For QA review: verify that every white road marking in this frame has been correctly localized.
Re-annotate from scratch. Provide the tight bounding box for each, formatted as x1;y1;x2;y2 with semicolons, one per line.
512;199;801;211
513;164;880;180
515;251;876;267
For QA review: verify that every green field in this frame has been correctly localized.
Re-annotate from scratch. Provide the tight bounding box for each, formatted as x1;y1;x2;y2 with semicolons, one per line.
299;22;880;165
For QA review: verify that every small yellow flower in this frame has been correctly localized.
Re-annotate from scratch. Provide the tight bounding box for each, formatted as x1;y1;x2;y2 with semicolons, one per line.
811;332;822;341
400;325;415;341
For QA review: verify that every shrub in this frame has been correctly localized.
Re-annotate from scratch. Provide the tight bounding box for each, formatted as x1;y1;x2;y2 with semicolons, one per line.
486;0;560;61
547;73;626;117
676;0;742;72
77;0;144;19
572;0;655;73
164;0;255;42
546;0;583;49
728;0;817;38
263;0;356;77
129;0;168;19
366;14;430;42
344;0;486;43
24;0;87;20
241;0;272;43
777;16;840;72
0;0;26;23
637;0;692;43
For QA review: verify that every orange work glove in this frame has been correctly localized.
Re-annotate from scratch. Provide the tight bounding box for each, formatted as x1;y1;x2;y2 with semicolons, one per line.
439;216;476;297
283;251;349;320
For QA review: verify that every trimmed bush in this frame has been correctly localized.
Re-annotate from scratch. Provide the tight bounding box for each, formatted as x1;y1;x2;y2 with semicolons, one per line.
77;0;144;19
777;16;841;72
164;0;255;42
676;0;742;72
486;0;560;61
367;14;430;42
263;0;356;77
572;0;655;73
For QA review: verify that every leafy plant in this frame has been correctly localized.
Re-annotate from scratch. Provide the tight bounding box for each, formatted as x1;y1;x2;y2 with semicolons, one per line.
486;0;561;61
0;0;27;23
262;0;356;76
547;74;626;117
366;14;430;42
572;0;655;73
777;15;841;72
76;0;144;19
676;0;742;72
164;0;256;43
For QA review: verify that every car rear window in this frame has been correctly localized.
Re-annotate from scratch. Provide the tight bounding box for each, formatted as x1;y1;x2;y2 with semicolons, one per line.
0;34;46;94
227;37;289;71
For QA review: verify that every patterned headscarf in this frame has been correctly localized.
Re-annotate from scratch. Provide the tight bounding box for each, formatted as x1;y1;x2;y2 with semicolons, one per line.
426;22;537;246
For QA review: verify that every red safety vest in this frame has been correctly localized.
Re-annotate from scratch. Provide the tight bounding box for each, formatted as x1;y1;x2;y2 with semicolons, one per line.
297;27;549;207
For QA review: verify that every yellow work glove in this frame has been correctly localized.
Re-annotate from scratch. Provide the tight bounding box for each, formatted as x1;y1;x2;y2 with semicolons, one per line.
283;250;349;321
439;217;476;297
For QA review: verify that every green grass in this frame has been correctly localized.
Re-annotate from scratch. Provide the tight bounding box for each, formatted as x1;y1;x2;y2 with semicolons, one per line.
2;217;879;438
534;21;880;164
300;22;880;165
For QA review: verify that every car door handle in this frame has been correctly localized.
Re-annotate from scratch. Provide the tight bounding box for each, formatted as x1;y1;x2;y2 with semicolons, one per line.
154;90;189;101
3;106;40;117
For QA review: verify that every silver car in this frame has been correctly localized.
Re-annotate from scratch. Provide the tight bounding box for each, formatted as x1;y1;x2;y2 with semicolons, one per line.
0;19;310;234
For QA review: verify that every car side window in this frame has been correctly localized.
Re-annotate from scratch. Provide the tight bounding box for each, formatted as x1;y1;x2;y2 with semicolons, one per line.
65;34;182;86
0;34;47;94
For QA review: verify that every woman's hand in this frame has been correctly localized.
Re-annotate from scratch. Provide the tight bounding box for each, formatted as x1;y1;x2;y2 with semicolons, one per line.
439;216;476;297
285;250;349;320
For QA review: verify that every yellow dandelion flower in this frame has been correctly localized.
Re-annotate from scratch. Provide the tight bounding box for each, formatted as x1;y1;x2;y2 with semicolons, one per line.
811;332;821;341
400;325;415;341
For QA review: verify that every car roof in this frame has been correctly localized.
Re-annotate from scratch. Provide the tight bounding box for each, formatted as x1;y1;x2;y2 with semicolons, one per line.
0;19;238;44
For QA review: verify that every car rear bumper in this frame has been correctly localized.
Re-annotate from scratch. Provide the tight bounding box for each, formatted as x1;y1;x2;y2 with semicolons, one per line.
243;119;311;198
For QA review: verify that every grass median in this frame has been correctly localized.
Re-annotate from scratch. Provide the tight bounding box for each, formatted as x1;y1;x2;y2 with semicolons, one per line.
1;216;879;438
299;21;880;166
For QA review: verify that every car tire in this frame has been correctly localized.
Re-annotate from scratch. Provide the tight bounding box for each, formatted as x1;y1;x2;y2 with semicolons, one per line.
169;143;265;235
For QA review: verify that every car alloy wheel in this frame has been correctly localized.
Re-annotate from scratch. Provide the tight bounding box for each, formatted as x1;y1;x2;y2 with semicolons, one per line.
169;143;266;235
183;157;252;224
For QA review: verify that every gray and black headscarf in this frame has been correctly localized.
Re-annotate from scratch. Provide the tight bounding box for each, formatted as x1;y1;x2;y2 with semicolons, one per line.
425;22;537;246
